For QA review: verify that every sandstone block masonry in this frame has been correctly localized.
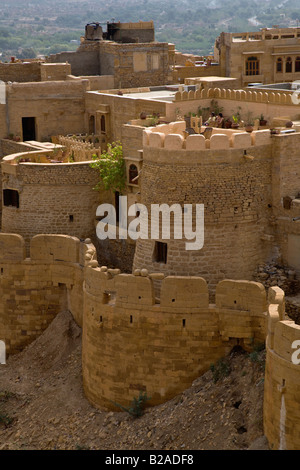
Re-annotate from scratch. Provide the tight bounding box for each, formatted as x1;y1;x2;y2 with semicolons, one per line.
132;121;300;299
1;150;100;250
0;233;299;449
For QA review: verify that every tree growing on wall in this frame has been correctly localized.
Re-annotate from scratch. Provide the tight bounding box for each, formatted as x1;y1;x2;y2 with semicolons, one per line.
90;141;126;193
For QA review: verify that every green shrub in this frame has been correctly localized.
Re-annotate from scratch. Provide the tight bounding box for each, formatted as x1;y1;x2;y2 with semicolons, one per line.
210;358;231;383
90;141;126;193
113;391;151;418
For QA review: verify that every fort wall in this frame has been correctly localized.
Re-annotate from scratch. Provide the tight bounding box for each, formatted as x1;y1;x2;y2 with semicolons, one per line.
1;150;100;249
0;234;91;353
133;125;275;295
0;233;299;448
264;287;300;450
83;273;267;410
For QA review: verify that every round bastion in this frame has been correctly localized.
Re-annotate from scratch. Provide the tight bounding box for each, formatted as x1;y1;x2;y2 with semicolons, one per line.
133;122;275;295
1;148;100;249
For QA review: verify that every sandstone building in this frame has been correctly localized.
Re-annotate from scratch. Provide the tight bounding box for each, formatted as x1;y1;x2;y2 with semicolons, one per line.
216;27;300;87
0;23;299;450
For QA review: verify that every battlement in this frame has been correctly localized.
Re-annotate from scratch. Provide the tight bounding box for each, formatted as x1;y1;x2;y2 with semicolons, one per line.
173;86;296;106
0;233;298;447
264;286;300;450
143;120;271;153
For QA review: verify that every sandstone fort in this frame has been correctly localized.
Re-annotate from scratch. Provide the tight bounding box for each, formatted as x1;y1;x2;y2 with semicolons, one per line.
0;20;300;450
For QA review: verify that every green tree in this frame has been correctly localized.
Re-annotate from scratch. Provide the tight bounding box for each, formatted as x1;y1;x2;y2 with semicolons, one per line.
90;141;126;193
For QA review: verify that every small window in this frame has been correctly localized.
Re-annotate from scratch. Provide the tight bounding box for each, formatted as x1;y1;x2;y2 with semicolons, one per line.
276;57;282;73
286;57;292;73
154;241;167;264
245;56;259;76
129;164;138;184
89;115;95;134
3;189;19;208
101;115;106;133
296;57;300;73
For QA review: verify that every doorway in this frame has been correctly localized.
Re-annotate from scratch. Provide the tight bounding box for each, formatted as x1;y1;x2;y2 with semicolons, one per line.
22;117;36;141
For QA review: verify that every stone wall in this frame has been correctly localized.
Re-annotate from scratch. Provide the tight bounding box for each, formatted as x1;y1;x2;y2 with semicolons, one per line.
0;62;71;84
0;62;42;83
103;42;172;89
0;234;90;353
173;64;222;83
83;274;267;410
85;91;167;144
47;42;100;77
0;233;299;449
133;125;274;296
271;133;300;277
264;287;300;450
171;86;300;124
1;151;100;249
5;79;89;141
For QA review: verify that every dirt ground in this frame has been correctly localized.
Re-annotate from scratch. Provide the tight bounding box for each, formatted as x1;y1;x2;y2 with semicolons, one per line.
0;310;269;451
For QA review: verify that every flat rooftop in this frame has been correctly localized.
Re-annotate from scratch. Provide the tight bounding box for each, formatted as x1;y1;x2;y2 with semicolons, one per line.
122;89;177;102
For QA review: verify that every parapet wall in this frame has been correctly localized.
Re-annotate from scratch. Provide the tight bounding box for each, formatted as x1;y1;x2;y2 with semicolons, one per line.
173;86;297;106
1;149;100;247
264;287;300;450
169;87;300;124
143;121;271;152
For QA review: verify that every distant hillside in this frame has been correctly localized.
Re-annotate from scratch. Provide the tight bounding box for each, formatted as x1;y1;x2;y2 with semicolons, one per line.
0;0;299;59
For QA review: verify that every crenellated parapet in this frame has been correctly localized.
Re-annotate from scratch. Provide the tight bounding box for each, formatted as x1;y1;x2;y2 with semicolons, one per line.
173;87;296;106
1;233;298;448
264;286;300;450
82;267;268;409
143;121;271;152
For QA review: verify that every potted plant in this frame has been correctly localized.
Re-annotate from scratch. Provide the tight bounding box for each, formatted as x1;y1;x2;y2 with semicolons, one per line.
244;111;254;132
225;118;232;129
231;115;239;129
259;114;267;126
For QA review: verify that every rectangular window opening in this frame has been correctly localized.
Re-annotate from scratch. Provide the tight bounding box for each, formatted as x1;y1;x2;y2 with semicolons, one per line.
3;189;19;208
153;241;168;264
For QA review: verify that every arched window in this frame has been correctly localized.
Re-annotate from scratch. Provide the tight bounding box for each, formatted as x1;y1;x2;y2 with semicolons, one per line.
296;57;300;73
276;57;282;72
245;56;259;76
89;115;95;134
286;57;292;73
101;115;106;133
129;164;138;184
